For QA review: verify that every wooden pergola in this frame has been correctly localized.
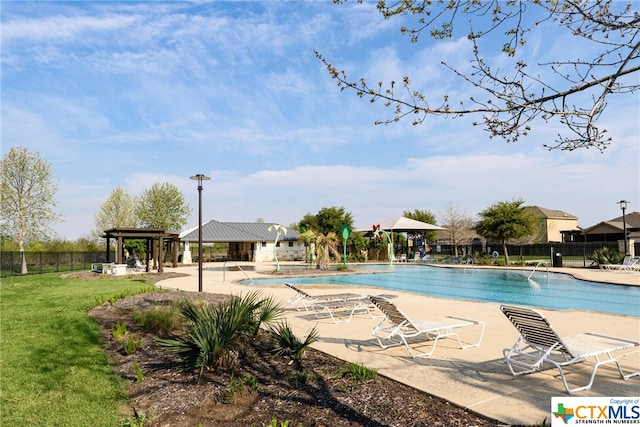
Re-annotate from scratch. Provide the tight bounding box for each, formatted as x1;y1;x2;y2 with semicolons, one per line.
103;227;180;273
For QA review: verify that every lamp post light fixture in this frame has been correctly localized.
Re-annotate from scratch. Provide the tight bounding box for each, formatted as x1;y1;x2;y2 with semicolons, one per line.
617;200;629;256
190;174;211;292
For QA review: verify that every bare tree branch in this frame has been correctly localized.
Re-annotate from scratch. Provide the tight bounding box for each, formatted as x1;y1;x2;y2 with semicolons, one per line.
319;0;639;150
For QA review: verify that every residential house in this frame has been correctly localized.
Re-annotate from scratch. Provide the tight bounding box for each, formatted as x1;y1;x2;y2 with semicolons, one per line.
580;211;640;256
525;206;580;243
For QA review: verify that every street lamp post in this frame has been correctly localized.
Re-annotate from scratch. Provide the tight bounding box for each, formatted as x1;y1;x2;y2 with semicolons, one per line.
190;174;211;292
617;200;629;256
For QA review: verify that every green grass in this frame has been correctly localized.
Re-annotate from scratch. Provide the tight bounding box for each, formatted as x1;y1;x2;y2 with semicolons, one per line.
0;273;156;426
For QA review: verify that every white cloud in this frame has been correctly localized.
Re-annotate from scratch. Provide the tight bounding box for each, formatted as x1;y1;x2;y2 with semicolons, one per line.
3;2;637;241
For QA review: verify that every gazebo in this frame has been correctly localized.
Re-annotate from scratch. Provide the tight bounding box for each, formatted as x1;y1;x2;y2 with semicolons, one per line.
358;216;445;259
370;216;445;233
103;227;181;273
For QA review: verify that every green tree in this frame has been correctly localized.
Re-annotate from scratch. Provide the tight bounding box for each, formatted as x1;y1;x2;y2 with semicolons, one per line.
474;198;536;265
349;232;369;261
403;208;438;243
135;182;191;233
298;207;354;268
0;147;60;274
316;0;637;151
298;206;354;236
93;186;138;239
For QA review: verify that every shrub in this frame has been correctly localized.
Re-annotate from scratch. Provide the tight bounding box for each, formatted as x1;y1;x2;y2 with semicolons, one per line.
288;371;310;387
590;247;621;266
120;334;143;355
220;374;259;403
111;321;142;354
111;322;128;340
337;362;377;381
157;291;282;382
269;321;319;362
132;305;180;335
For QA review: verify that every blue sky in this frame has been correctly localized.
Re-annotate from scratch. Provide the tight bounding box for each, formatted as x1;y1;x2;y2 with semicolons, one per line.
2;1;638;240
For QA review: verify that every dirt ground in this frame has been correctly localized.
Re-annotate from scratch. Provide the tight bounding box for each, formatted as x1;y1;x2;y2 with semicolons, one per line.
82;271;505;427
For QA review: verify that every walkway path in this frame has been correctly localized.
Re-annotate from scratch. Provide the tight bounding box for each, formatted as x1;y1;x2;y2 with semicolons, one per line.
156;263;639;426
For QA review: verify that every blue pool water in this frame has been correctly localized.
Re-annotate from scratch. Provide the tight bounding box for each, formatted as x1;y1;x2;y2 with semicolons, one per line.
248;264;640;316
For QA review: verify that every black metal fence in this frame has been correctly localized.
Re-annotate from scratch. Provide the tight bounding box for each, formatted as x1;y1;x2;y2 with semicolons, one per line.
440;242;631;267
390;241;636;267
0;251;114;277
2;241;636;276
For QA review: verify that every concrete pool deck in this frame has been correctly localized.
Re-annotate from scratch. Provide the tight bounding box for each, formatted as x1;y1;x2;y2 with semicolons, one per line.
156;263;640;426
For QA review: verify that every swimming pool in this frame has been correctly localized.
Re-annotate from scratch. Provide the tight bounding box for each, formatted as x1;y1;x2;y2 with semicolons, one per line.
248;264;640;317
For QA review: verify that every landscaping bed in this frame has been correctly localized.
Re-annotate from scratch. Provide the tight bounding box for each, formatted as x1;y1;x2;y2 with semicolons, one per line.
89;287;504;426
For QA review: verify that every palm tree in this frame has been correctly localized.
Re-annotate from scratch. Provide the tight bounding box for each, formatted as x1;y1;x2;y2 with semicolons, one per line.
316;232;339;270
298;229;317;267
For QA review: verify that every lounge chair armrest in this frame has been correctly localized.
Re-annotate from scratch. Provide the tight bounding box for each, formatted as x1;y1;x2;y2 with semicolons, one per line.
584;332;640;346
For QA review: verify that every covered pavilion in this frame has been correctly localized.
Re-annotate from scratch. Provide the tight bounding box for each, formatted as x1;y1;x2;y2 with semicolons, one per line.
358;216;446;259
102;227;180;272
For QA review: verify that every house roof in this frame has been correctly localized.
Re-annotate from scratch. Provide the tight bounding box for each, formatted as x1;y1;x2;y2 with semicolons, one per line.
581;211;640;234
179;220;298;242
526;206;578;219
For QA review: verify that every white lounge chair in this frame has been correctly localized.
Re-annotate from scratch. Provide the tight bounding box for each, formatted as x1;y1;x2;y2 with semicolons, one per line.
311;293;398;324
501;305;640;394
368;296;485;358
420;254;436;263
311;298;375;324
600;256;639;272
284;283;362;311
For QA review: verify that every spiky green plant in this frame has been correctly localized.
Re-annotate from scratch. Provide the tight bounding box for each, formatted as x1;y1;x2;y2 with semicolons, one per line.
337;362;377;381
133;359;144;382
157;292;282;382
269;321;319;362
590;247;622;266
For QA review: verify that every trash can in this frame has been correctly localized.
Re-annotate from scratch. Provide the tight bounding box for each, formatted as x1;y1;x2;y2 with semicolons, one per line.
553;253;563;267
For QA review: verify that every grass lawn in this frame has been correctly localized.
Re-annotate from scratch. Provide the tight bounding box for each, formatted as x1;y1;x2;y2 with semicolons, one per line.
0;273;155;426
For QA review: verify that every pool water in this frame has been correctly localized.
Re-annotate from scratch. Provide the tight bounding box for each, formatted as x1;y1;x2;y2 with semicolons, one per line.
249;264;640;317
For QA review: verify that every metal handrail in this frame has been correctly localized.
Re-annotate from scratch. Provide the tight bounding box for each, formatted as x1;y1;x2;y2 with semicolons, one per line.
463;259;474;272
528;261;549;281
223;261;254;284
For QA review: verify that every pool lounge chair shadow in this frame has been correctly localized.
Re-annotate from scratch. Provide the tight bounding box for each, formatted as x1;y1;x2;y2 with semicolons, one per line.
321;332;639;397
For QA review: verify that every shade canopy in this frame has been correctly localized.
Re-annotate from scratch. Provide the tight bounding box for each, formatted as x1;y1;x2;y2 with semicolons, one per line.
359;216;445;233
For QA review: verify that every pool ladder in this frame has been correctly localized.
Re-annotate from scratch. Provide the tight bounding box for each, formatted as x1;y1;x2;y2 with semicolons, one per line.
463;259;474;272
528;261;549;281
222;261;254;284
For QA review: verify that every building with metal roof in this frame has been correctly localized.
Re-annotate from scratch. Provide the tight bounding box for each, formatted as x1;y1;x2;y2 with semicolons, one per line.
179;220;306;263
